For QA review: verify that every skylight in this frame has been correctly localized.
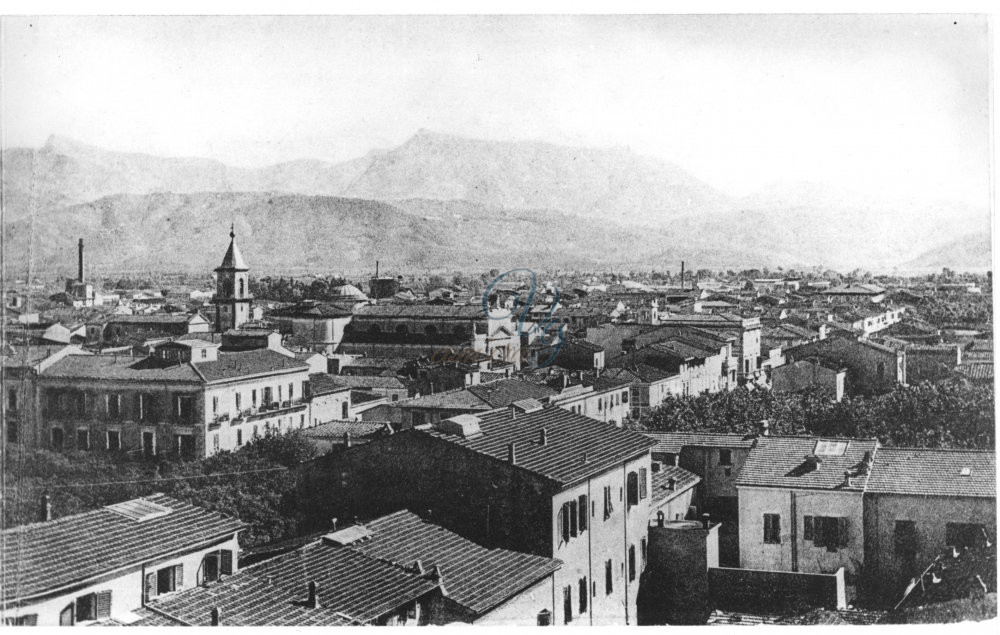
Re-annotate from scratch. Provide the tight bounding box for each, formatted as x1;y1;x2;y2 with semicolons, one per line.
960;467;972;477
105;499;172;522
813;440;848;456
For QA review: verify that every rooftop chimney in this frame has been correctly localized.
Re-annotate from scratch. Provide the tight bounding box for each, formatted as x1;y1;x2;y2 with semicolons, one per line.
307;581;320;609
507;442;517;465
509;405;516;420
331;517;338;531
343;432;351;448
761;419;770;437
680;261;685;291
667;478;676;491
701;513;711;529
41;494;52;522
843;470;852;487
411;560;425;575
78;238;84;283
539;427;547;445
210;607;222;626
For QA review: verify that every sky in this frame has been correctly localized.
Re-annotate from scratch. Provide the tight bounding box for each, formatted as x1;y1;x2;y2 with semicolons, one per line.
1;14;992;204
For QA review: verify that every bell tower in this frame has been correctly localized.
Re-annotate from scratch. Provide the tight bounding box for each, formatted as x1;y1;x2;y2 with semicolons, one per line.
214;225;253;332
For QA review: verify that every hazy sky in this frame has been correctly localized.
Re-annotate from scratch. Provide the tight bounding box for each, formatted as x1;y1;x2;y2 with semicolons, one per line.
2;14;991;204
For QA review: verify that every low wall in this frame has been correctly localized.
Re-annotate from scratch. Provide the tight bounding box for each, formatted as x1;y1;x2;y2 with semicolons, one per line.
708;566;846;613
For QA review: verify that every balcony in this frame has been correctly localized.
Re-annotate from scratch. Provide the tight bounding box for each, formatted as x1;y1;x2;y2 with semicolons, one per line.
240;400;307;422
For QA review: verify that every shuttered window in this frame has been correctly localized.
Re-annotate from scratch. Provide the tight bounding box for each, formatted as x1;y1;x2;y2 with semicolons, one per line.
221;550;234;575
605;559;613;595
629;545;637;581
579;577;588;613
578;495;588;532
144;572;157;602
639;468;648;500
75;593;96;622
96;591;112;620
563;586;572;624
626;471;639;506
764;513;781;544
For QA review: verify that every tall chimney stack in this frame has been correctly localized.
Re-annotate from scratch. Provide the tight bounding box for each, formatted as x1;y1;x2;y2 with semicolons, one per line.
680;261;685;290
78;238;85;283
41;494;52;522
307;581;320;608
507;442;517;465
210;607;222;626
375;260;379;278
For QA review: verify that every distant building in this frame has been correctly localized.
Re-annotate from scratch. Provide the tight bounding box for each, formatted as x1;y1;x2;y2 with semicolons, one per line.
819;284;886;304
784;336;905;393
0;494;244;626
772;358;847;402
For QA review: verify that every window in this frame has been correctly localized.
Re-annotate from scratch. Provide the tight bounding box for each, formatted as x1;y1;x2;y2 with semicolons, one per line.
813;440;848;456
175;395;193;421
300;415;305;429
603;485;613;520
252;389;257;406
107;430;121;451
107;394;122;419
804;516;847;551
263;387;273;406
51;427;64;450
237;429;243;446
75;592;96;622
578;495;588;532
628;544;638;581
302;381;310;399
605;559;613;595
392;394;399;402
142;431;155;457
536;609;552;626
895;520;918;556
764;513;781;544
201;349;207;359
7;420;18;443
201;549;234;584
639;468;648;500
157;565;181;594
946;522;986;549
627;471;639;506
4;614;38;626
7;388;16;411
235;393;242;411
579;577;588;614
342;402;350;419
212;396;218;415
664;453;677;466
76;429;90;450
562;585;573;624
289;383;294;400
213;434;220;453
622;390;629;404
640;538;648;568
719;449;733;466
177;434;196;459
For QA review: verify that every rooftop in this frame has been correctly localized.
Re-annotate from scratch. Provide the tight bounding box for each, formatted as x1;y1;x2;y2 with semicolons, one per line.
650;465;701;506
736;436;879;491
351;510;562;617
308;372;351;396
644;431;756;455
1;494;245;604
423;405;656;487
143;540;439;626
301;420;391;440
867;447;995;498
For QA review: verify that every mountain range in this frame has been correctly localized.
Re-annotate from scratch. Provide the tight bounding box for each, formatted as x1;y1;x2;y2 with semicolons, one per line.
1;132;991;277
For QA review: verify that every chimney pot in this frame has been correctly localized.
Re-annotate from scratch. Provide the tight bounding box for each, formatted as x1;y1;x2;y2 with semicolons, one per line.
41;494;52;522
510;405;516;420
539;427;547;445
657;511;665;527
667;478;676;491
507;442;517;465
412;559;424;575
307;580;320;608
701;513;711;529
843;470;852;487
210;607;222;626
343;432;351;448
331;517;338;531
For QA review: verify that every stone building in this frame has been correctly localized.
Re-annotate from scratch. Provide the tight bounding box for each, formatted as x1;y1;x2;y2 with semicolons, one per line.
213;226;253;333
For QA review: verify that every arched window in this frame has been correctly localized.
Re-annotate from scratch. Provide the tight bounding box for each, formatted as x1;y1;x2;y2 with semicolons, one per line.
238;278;244;298
222;279;233;297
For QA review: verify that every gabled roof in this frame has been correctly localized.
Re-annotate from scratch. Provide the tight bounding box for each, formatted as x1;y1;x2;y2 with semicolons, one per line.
308;372;351;396
351;510;561;617
1;494;246;604
143;540;439;625
195;349;309;382
955;362;993;381
40;353;203;383
867;448;995;498
333;374;408;390
301;419;390;440
467;379;558;408
423;405;656;486
353;304;491;320
644;432;756;455
736;436;879;491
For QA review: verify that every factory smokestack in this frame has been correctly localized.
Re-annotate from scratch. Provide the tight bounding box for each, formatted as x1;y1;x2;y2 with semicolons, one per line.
78;238;84;283
680;261;685;291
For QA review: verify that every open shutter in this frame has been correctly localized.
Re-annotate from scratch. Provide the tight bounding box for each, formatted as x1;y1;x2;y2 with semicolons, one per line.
22;615;38;626
578;495;588;532
220;550;233;576
639;468;648;500
174;563;185;588
569;499;578;537
557;505;565;544
145;572;157;602
803;516;814;541
837;517;849;548
96;591;112;619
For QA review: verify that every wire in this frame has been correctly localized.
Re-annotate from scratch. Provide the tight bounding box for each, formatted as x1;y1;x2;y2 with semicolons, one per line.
1;465;289;490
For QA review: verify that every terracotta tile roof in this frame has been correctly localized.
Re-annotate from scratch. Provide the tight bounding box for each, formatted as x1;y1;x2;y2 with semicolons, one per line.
352;510;561;617
736;436;878;491
195;350;309;382
40;353;203;383
354;304;490;319
650;465;701;505
398;388;492;411
332;375;407;390
467;379;558;408
423;405;656;486
1;494;246;604
867;448;995;498
955;362;993;381
106;314;200;324
308;372;350;396
143;537;438;625
269;302;353;319
478;371;509;384
302;420;390;440
645;432;756;455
